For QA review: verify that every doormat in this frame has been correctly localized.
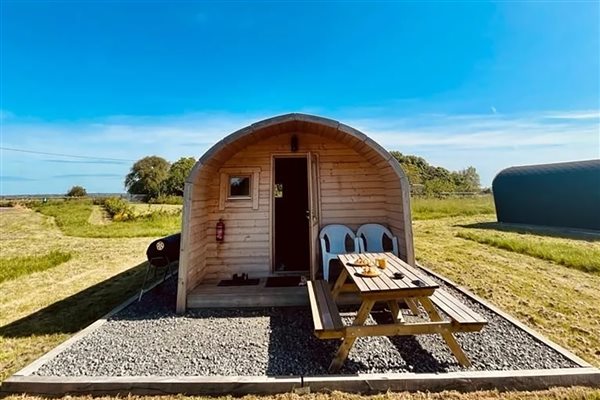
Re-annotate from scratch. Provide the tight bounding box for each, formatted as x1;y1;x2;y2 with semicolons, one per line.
217;278;260;287
265;276;302;287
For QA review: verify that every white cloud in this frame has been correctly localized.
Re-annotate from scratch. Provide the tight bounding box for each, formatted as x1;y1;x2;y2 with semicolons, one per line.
1;108;598;193
343;111;599;149
543;110;600;120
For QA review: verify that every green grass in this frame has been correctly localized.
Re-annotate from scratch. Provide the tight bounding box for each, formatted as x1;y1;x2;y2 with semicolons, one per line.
411;195;495;220
3;387;600;400
0;250;72;283
0;207;159;380
457;230;600;274
32;200;181;238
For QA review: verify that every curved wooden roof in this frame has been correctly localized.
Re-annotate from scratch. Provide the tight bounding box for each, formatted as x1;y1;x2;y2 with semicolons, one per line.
187;113;409;186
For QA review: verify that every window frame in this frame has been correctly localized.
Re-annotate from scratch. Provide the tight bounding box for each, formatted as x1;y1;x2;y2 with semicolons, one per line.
218;167;261;210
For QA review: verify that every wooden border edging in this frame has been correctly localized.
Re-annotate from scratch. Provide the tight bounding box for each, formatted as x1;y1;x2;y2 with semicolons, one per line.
1;376;301;396
304;368;600;393
2;369;599;396
415;262;593;368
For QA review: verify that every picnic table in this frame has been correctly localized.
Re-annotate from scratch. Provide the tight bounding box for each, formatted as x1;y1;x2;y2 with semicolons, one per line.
307;252;487;372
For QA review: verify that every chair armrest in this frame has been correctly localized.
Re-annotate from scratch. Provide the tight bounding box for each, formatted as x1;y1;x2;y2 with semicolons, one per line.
392;236;399;257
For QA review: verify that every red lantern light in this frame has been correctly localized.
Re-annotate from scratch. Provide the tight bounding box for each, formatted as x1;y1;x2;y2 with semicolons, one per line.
216;219;225;242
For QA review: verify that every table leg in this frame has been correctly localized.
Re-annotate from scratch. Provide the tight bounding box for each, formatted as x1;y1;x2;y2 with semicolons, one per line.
331;268;348;300
418;297;471;367
329;299;375;373
388;301;404;324
404;298;420;315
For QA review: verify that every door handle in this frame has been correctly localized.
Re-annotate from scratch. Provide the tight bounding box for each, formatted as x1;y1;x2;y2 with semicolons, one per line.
305;210;311;220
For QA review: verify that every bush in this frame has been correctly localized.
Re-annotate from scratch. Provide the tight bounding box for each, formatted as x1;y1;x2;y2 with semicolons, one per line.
91;196;111;205
66;185;87;197
103;197;135;221
148;195;184;205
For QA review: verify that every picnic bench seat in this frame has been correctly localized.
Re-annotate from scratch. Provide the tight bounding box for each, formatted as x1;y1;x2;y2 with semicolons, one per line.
429;288;487;332
307;280;344;339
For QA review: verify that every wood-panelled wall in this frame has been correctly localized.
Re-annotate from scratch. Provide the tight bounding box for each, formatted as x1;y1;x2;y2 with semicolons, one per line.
184;132;409;292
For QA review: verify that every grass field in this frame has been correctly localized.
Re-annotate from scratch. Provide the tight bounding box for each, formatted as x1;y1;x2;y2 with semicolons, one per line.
32;200;181;238
0;207;162;381
411;196;495;220
457;230;600;274
1;196;599;399
0;250;72;283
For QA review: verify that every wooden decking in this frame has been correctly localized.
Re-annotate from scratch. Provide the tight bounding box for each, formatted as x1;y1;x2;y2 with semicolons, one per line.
187;278;308;308
187;277;363;308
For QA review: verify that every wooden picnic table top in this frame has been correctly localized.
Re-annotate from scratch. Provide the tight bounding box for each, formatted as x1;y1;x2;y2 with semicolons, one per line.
337;252;439;300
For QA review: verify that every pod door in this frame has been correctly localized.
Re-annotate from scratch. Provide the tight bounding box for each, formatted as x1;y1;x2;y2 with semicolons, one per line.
273;157;310;273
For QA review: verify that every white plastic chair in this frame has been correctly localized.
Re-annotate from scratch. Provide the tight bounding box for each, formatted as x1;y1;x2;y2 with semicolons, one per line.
319;224;360;281
356;223;399;256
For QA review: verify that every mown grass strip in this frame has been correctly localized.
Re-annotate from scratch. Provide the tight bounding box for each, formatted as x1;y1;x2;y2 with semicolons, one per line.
0;250;72;283
32;200;180;238
2;386;600;400
457;231;600;274
412;195;495;220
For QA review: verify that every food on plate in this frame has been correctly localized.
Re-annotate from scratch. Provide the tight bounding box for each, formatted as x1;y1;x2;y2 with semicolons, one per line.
354;256;371;266
361;266;380;276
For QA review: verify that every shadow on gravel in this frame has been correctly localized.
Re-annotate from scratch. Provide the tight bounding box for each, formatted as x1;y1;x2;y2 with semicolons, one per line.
371;311;452;373
0;261;150;338
265;308;367;376
456;222;600;242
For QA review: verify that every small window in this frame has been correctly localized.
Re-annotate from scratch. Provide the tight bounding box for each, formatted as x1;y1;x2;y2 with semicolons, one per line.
228;175;251;198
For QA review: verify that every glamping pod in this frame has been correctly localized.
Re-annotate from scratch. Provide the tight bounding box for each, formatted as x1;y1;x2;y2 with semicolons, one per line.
176;113;414;312
492;159;600;231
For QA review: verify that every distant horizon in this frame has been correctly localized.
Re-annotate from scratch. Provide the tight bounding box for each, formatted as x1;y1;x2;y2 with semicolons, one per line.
2;2;598;195
4;155;600;198
0;192;128;198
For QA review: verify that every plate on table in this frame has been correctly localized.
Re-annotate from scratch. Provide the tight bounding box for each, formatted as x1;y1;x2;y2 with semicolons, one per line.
356;266;381;277
347;257;374;267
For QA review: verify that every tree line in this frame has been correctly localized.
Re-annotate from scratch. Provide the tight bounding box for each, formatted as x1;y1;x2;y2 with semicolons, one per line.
120;153;481;199
66;153;481;199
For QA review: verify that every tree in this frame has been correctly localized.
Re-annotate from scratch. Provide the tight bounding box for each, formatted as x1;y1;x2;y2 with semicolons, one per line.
390;150;480;196
125;156;170;198
453;166;481;192
66;185;87;197
164;157;196;196
424;178;456;197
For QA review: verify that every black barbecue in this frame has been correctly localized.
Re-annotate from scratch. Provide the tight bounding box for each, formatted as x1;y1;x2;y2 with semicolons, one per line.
146;232;181;266
140;232;181;300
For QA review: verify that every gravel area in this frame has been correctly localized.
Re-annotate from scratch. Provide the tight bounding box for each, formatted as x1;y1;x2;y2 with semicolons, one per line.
35;271;579;376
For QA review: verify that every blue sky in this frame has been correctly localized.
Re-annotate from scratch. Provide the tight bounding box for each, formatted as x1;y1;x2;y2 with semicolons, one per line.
1;1;599;195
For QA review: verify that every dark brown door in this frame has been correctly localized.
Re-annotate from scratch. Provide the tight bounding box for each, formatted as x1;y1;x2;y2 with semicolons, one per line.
274;157;310;272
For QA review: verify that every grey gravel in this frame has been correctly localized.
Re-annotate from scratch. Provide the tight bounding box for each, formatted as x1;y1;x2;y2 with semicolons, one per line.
35;270;579;376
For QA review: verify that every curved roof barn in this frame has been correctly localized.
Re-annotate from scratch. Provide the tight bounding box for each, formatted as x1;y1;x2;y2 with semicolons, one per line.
492;159;600;231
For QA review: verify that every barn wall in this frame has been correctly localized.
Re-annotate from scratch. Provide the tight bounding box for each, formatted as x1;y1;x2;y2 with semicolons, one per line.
185;132;407;287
